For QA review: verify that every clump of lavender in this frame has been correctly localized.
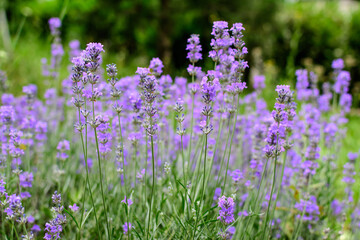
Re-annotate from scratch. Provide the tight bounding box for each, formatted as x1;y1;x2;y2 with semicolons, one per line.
44;191;67;240
1;18;358;240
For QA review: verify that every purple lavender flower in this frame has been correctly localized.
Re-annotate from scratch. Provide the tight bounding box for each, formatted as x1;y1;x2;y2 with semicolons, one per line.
253;75;265;90
0;179;5;195
57;140;70;161
211;21;229;38
121;196;133;206
186;34;202;64
19;172;33;188
1;93;14;105
123;222;133;235
217;196;235;224
331;199;343;216
339;93;352;113
333;71;350;94
48;18;61;36
149;57;164;77
69;204;79;212
45;191;66;240
4;194;25;222
332;58;344;70
230;169;243;183
0;105;15;125
294;196;320;222
264;85;296;157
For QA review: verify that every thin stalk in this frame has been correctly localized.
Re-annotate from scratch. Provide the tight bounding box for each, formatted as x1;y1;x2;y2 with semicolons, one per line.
118;114;131;239
94;129;110;239
292;175;312;240
215;118;231;189
261;132;280;239
241;156;270;239
180;135;191;218
187;95;195;173
201;134;208;202
190;135;205;201
117;115;126;190
146;136;156;240
205;117;223;206
11;221;18;239
268;149;288;237
193;106;210;239
91;94;110;240
181;136;186;189
77;107;101;240
222;94;240;193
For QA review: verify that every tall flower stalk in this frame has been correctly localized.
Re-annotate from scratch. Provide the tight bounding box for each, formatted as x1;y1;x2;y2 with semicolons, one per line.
71;55;102;239
137;69;158;239
261;85;296;239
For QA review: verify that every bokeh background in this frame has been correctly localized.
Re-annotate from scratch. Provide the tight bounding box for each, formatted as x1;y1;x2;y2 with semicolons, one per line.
1;0;360;108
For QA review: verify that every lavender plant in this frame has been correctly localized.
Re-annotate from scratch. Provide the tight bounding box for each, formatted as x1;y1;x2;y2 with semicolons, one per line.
0;18;359;240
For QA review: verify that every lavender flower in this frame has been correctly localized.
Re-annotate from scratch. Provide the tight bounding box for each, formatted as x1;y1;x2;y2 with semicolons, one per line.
44;191;66;240
48;18;61;36
186;34;202;64
121;196;133;206
149;57;164;77
69;204;79;212
56;140;70;161
217;196;235;224
19;172;33;188
123;222;133;235
294;196;320;222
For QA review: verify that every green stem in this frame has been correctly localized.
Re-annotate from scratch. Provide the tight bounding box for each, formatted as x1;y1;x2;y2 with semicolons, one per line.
11;221;18;239
118;114;130;239
91;87;110;239
215;118;231;189
222;94;240;193
241;156;270;239
93;126;110;239
77;108;101;240
187;95;195;173
261;131;280;239
146;136;156;239
268;149;288;237
292;175;312;240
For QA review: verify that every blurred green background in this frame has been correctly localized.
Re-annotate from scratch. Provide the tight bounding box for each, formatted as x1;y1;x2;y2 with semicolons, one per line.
1;0;360;107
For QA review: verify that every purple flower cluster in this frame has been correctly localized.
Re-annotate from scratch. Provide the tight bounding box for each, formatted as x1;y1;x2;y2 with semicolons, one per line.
186;34;202;64
217;195;235;224
294;195;320;222
264;85;296;158
56;140;70;161
44;191;67;240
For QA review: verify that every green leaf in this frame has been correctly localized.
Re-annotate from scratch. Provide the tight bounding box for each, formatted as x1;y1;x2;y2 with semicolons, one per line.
80;207;93;228
64;208;80;230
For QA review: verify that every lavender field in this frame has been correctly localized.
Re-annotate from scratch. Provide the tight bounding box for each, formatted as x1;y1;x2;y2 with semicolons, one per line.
0;8;360;240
